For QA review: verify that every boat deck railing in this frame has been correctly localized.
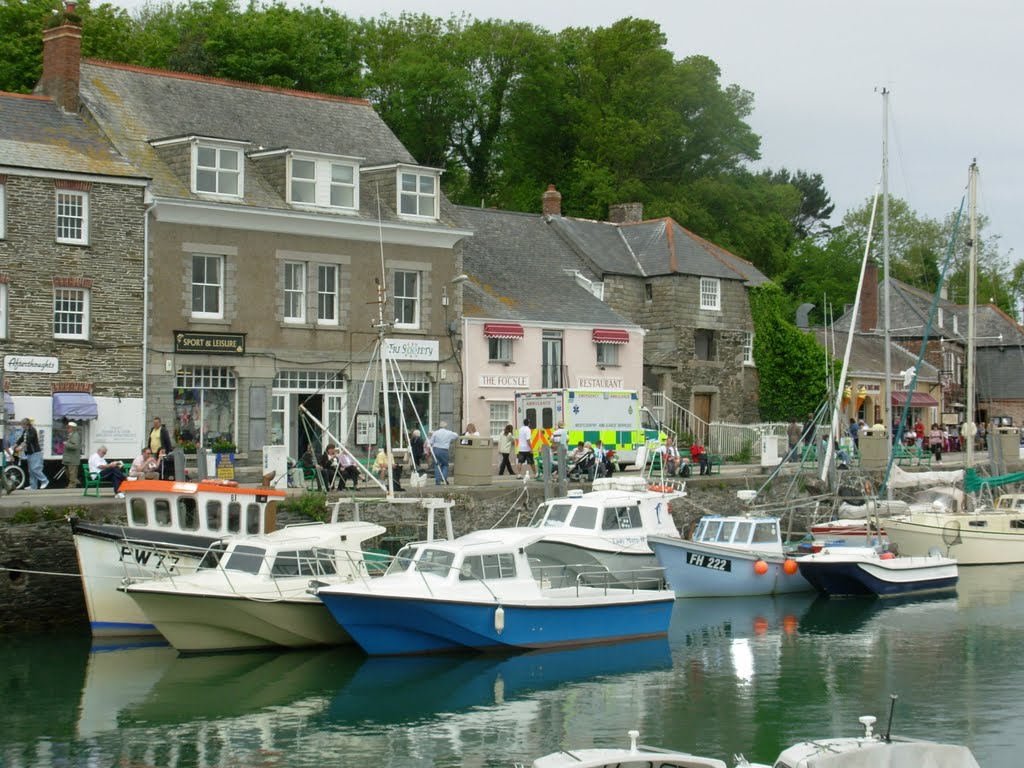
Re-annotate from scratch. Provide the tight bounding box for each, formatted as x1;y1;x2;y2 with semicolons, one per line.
530;561;666;594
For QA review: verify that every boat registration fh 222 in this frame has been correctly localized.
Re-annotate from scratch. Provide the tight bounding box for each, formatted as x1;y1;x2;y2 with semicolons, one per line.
118;544;181;572
686;552;731;572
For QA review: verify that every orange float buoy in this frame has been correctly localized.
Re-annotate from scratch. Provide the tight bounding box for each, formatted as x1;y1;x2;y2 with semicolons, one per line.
783;559;799;575
753;559;769;575
880;551;896;560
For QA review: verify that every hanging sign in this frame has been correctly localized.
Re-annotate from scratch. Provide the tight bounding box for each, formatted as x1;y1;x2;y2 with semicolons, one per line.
383;338;439;361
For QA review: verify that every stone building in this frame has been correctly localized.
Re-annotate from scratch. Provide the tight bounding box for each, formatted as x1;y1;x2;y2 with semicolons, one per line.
35;10;470;467
541;189;768;432
0;89;149;464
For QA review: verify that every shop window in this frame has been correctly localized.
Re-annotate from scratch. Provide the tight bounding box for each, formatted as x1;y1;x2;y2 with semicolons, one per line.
174;366;236;451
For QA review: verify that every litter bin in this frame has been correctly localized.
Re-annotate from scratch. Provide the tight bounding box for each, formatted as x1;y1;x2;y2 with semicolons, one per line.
859;428;888;469
452;436;493;486
761;434;782;467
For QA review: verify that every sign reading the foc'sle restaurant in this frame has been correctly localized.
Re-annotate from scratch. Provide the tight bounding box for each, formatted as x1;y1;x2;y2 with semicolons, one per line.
174;331;246;355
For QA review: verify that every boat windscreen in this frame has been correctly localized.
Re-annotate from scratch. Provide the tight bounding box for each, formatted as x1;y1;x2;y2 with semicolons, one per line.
751;522;778;544
223;545;267;574
540;503;572;527
414;549;455;576
385;545;420;576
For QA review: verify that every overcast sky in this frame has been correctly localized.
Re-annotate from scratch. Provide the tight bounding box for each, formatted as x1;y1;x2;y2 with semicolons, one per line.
118;0;1022;269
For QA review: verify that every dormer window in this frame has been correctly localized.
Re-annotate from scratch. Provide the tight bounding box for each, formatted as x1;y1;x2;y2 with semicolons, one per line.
288;154;359;209
399;169;438;218
194;142;242;197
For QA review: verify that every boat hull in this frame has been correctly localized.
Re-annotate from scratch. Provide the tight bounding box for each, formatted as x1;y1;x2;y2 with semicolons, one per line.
72;520;215;636
884;513;1024;565
797;552;958;597
649;537;811;597
317;591;675;655
124;590;350;652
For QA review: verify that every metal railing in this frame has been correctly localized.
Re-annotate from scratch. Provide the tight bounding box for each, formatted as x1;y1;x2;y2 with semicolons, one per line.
648;392;787;458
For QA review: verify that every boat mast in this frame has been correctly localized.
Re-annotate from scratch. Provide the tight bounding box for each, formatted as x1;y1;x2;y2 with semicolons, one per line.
881;88;894;500
965;160;978;466
375;189;395;498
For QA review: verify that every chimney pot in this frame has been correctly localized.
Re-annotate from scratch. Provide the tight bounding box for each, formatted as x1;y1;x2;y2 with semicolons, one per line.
542;184;562;217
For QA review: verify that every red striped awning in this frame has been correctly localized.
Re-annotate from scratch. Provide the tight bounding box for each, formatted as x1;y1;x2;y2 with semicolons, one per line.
483;322;524;339
891;391;939;407
592;328;630;344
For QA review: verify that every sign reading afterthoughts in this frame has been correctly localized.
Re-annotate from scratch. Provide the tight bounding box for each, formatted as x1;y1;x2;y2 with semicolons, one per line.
174;331;246;355
4;355;59;374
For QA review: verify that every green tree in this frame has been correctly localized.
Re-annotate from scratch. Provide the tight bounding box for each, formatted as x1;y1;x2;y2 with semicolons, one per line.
760;168;835;240
749;281;832;421
777;227;863;325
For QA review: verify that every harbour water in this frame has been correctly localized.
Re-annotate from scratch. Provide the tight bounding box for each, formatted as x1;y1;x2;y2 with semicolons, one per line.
2;565;1021;767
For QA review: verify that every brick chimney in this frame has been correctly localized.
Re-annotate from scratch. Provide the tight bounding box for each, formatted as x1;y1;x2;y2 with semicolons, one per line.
859;260;879;333
41;2;82;114
541;184;562;217
608;202;643;224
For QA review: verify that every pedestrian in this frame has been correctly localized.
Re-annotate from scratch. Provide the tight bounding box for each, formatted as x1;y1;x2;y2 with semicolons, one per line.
428;421;459;485
63;421;82;488
128;447;159;479
516;419;534;472
848;418;860;448
15;418;47;490
148;416;173;455
914;419;925;451
497;424;516;476
410;429;426;471
930;423;944;464
786;417;802;462
801;412;814;447
463;423;480;436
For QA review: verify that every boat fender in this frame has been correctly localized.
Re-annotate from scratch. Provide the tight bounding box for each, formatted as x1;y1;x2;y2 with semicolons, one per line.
753;559;769;575
494;605;505;635
648;484;673;493
783;559;799;575
879;552;896;560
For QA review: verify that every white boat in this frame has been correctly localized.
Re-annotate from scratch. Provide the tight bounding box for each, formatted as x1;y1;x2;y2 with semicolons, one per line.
122;521;385;652
649;515;811;597
809;518;886;550
314;528;677;655
884;504;1024;564
796;546;958;597
71;479;285;637
522;730;726;768
736;709;980;768
522;476;684;588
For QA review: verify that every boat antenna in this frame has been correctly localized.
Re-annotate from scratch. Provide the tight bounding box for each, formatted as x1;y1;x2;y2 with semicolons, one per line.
884;693;898;742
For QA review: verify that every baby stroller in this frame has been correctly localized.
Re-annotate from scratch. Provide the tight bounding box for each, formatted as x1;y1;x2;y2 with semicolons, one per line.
567;449;597;482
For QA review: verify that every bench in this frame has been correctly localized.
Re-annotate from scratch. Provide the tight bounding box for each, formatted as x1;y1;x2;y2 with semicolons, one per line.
81;460;124;497
894;445;932;467
708;455;723;475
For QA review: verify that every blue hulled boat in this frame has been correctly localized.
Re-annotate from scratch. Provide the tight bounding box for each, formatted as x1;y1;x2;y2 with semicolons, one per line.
313;529;676;655
796;546;959;597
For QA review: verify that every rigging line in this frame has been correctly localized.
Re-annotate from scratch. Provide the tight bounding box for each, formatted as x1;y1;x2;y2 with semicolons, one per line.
887;96;918;217
880;191;967;495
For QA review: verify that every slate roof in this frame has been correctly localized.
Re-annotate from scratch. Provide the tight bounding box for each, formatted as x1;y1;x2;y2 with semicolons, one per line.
77;60;452;223
548;215;769;285
0;91;143;179
814;330;939;381
454;205;637;327
835;276;1024;348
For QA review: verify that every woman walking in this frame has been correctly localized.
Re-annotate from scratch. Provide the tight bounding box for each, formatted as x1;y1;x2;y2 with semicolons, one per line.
497;424;517;476
930;423;944;464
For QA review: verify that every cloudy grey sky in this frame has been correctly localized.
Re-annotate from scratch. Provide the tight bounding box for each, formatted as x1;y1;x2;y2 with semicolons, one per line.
121;0;1022;267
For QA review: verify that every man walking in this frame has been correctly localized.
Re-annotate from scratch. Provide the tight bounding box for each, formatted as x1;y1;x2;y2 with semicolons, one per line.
516;419;534;473
428;421;459;485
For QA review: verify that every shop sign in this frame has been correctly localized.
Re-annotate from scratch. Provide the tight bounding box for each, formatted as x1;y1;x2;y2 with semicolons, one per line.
174;331;246;355
479;373;529;388
4;355;59;374
576;376;624;389
383;338;439;361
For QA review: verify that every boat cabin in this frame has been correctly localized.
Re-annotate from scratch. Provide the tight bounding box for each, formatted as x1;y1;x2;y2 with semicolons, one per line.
908;487;969;515
691;516;785;556
529;482;681;538
122;480;284;537
994;493;1024;511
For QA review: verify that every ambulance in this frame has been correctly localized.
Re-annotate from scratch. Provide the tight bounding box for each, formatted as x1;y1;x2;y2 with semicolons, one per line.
513;388;659;467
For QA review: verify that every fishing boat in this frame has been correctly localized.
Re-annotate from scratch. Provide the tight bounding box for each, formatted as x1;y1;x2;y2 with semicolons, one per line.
648;515;811;597
736;703;980;767
71;479;285;636
796;546;958;597
313;528;676;655
521;730;726;768
522;476;684;588
121;520;385;652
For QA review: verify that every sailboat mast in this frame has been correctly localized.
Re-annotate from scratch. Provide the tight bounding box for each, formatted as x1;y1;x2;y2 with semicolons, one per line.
375;188;395;497
881;88;894;500
965;160;978;467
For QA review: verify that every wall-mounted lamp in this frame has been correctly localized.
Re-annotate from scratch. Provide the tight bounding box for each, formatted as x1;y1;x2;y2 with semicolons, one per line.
441;286;449;307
